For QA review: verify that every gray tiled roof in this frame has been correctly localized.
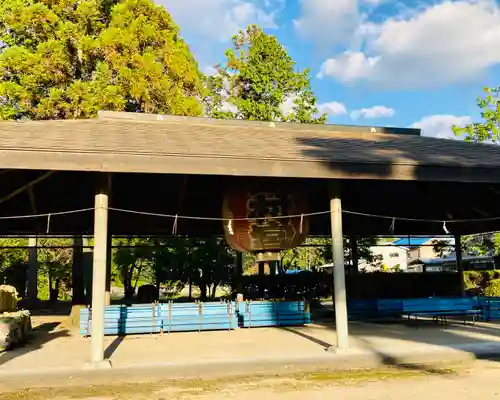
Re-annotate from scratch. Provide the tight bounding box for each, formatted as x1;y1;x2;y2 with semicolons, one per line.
0;112;498;182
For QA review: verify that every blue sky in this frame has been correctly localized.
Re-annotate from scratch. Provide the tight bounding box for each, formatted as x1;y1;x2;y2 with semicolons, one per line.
159;0;500;138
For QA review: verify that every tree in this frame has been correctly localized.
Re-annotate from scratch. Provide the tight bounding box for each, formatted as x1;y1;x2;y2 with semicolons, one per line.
113;237;154;300
431;234;495;258
37;237;73;302
150;237;191;297
0;0;204;120
453;87;500;143
190;237;235;300
204;25;326;123
262;236;380;272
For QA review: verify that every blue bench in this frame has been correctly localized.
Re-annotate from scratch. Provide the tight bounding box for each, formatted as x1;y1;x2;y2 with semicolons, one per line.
347;299;403;320
236;300;311;328
80;302;238;336
476;297;500;321
80;300;310;336
402;298;481;326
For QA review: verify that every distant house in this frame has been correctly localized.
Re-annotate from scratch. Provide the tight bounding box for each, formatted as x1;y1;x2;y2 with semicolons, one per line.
316;237;460;273
361;237;454;272
394;237;454;265
359;245;408;272
408;254;497;273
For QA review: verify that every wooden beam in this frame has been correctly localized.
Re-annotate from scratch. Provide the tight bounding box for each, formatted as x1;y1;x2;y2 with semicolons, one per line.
0;151;499;183
0;171;54;206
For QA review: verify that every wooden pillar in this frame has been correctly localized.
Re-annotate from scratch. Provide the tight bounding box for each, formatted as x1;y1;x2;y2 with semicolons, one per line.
234;252;244;296
455;235;465;297
236;252;243;276
87;191;111;368
105;173;112;306
350;235;359;275
330;184;348;351
72;236;86;305
82;236;93;304
27;236;38;302
258;262;265;276
105;233;112;306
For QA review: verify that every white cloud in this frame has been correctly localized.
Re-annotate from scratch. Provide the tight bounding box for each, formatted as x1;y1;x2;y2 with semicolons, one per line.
317;101;348;116
294;0;361;46
361;0;384;6
318;0;500;87
280;97;348;117
350;105;395;120
279;96;298;116
318;51;380;81
160;0;279;42
202;65;218;76
409;115;472;139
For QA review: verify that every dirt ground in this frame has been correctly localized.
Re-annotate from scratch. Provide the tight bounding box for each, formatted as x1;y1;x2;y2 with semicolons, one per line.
4;312;500;399
2;360;500;400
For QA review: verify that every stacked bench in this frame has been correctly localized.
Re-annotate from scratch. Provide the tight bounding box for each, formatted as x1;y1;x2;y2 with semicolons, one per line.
236;300;310;328
80;300;310;336
80;302;238;336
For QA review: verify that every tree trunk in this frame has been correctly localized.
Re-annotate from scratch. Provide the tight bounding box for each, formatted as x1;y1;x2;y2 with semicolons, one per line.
48;268;52;302
49;276;59;303
123;265;135;300
211;284;217;299
199;283;208;301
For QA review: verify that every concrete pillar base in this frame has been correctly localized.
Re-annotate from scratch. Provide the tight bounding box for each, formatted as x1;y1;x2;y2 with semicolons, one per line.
82;359;113;370
327;346;349;354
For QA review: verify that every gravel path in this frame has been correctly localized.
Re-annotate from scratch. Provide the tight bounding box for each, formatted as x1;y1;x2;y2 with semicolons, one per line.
193;362;500;400
4;360;500;400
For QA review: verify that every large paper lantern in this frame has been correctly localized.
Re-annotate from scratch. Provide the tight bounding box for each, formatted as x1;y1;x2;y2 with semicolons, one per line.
222;189;309;253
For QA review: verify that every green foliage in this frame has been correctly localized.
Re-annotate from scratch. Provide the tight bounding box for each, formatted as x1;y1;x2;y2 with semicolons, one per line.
485;279;500;297
190;237;235;300
464;270;481;291
431;234;500;258
464;270;500;296
240;237;380;274
0;0;204;120
113;237;155;298
112;236;236;301
274;236;381;272
453;87;500;142
0;238;28;273
321;236;381;267
280;238;328;271
204;25;326;123
37;237;73;301
0;237;74;301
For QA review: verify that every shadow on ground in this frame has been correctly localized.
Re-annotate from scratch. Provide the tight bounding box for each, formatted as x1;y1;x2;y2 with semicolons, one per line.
0;322;70;367
105;336;126;359
283;304;500;375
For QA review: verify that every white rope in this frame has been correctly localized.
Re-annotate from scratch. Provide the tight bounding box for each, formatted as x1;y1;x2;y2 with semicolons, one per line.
0;206;497;226
0;208;94;220
108;207;500;224
172;214;178;235
46;213;51;233
108;207;330;221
